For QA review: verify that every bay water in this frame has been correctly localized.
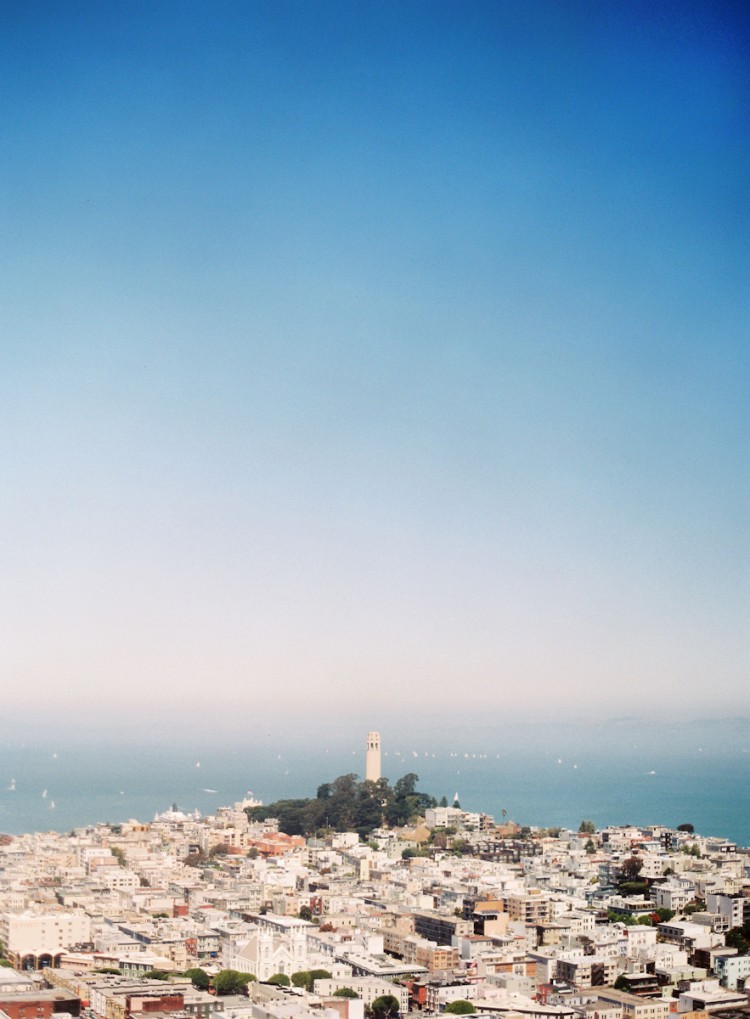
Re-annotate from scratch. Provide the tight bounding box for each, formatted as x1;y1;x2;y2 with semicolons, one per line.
1;716;748;845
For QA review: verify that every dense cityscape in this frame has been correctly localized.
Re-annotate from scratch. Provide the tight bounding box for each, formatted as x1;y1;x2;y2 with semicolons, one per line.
1;734;749;1019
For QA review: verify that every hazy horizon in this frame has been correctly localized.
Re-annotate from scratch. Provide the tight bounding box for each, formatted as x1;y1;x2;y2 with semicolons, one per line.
2;705;750;750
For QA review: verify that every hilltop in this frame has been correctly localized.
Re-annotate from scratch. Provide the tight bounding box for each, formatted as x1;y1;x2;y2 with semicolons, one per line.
245;772;438;838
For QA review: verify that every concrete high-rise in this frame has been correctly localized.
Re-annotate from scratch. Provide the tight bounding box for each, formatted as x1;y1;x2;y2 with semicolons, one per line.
365;731;381;782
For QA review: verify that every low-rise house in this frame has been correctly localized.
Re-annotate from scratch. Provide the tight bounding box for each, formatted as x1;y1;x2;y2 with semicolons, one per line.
0;988;81;1019
677;979;749;1013
656;922;721;954
714;953;750;991
313;977;408;1013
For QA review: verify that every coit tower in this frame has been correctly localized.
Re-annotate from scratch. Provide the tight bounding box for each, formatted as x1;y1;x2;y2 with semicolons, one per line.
365;731;381;782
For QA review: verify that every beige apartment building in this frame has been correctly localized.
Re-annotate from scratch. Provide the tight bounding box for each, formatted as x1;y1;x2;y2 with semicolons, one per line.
595;989;670;1019
555;954;619;988
0;909;91;969
505;892;552;924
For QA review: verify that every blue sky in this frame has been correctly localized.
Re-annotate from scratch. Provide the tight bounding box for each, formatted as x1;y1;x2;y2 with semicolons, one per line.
1;0;748;729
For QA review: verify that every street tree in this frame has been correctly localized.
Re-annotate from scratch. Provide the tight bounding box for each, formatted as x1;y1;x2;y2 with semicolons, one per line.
213;970;255;995
621;856;644;880
185;968;210;991
370;994;400;1018
291;970;332;991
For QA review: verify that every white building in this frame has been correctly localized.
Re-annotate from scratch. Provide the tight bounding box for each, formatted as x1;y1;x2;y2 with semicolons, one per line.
706;892;746;929
714;953;750;990
677;979;748;1013
424;807;463;829
314;976;409;1012
656;920;719;953
0;909;91;968
227;926;308;981
652;882;693;913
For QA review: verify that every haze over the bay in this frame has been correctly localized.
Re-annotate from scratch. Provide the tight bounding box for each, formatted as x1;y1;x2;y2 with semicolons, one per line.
1;1;748;733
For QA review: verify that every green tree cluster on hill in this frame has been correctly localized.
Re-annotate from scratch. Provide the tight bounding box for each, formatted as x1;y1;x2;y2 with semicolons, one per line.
184;968;210;990
246;772;436;838
291;969;332;991
213;969;256;995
